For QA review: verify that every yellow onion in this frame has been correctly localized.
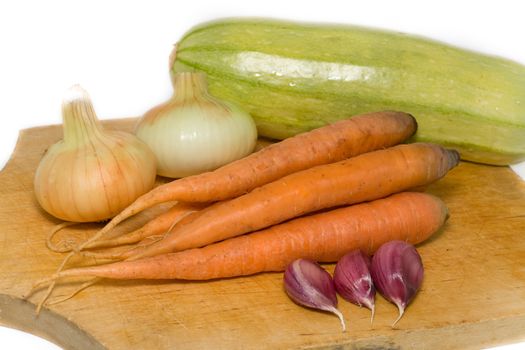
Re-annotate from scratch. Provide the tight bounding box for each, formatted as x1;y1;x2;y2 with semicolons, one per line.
135;72;257;178
34;85;157;222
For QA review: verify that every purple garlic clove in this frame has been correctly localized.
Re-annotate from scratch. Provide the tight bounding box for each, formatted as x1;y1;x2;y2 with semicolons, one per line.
284;259;346;331
370;240;424;327
333;250;375;324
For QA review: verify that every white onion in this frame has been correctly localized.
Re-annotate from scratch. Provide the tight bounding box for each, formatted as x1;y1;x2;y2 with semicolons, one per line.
135;72;258;178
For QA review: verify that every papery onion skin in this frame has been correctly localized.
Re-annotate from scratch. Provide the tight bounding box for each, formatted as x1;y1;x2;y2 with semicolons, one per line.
370;240;424;326
135;72;257;178
34;85;157;222
284;259;346;331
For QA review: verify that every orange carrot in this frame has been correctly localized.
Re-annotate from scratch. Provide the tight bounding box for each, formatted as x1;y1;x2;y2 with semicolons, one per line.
128;143;458;260
83;202;206;250
77;111;416;251
78;237;163;261
40;192;447;282
78;202;211;261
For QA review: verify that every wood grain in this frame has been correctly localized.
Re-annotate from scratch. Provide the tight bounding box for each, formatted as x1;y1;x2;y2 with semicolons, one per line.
0;118;524;350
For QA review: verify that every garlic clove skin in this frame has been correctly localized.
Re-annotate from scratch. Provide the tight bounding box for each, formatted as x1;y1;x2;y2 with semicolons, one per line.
333;250;375;323
135;72;257;178
283;259;346;331
370;240;424;327
34;85;157;222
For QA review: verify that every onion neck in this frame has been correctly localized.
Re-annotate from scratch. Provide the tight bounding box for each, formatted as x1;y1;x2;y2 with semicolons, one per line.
61;85;104;146
171;72;211;103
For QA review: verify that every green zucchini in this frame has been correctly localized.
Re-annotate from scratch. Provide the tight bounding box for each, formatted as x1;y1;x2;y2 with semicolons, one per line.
171;18;525;165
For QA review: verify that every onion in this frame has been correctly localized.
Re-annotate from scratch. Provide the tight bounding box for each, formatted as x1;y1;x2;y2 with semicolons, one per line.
135;72;257;178
33;85;157;222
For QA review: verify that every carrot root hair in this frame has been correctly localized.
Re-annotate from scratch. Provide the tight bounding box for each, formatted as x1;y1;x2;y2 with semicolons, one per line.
46;222;82;253
77;235;162;261
82;204;200;250
47;278;100;306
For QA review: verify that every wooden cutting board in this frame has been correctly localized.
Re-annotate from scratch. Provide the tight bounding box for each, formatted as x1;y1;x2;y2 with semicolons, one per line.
1;118;524;350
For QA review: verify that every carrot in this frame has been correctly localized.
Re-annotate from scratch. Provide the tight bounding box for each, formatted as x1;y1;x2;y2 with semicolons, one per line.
79;234;164;261
77;202;211;261
82;202;206;250
38;192;448;283
127;143;458;260
31;202;207;310
76;111;416;252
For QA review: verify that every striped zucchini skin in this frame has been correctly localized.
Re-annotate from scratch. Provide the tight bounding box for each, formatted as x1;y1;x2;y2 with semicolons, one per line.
172;18;525;165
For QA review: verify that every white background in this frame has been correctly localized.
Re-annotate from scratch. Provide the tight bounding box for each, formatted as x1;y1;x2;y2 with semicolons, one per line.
0;1;524;349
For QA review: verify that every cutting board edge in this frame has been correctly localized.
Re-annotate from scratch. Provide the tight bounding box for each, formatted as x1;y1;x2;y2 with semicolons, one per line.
0;293;106;350
2;290;525;350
